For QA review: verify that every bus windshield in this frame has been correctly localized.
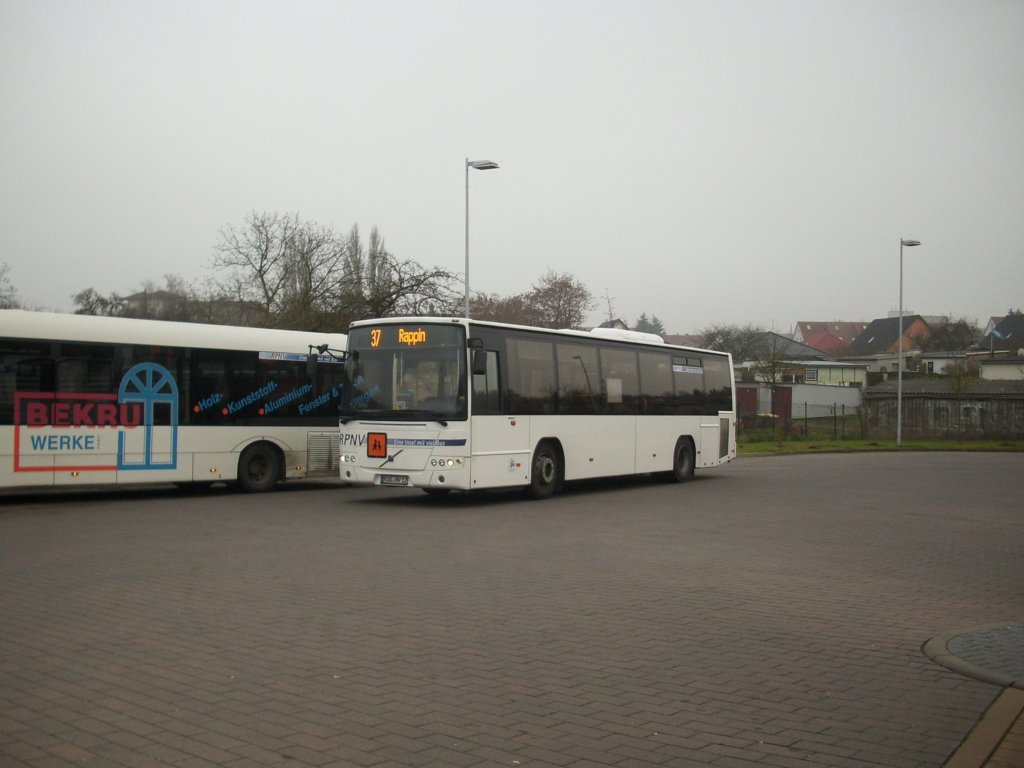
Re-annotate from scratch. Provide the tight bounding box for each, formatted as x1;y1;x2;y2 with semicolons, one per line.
341;323;467;423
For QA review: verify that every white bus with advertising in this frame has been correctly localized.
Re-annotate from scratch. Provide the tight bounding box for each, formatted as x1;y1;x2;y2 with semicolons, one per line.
0;310;346;492
337;317;735;498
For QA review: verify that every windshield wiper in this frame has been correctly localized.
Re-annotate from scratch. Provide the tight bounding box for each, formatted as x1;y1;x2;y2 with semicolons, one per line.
399;410;450;427
379;449;404;468
340;409;449;426
339;409;384;425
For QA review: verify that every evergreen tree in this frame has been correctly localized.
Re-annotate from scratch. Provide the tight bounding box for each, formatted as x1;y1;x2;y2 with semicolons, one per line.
634;314;665;334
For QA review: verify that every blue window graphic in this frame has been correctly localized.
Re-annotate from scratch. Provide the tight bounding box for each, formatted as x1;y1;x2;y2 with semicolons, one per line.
117;363;179;471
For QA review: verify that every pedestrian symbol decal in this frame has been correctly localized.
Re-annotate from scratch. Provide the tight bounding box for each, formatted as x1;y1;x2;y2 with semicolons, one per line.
368;432;387;459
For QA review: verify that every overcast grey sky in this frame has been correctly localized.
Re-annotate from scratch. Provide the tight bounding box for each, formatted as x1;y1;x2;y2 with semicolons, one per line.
2;0;1021;333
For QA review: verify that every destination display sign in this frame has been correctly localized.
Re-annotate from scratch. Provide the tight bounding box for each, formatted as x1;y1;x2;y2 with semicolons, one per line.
360;324;464;350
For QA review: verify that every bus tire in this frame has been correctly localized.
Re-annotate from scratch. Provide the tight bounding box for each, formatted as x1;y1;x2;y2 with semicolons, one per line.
526;440;560;500
669;437;696;483
236;443;280;493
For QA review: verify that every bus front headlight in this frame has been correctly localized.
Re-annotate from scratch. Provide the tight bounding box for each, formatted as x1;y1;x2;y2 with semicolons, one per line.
430;458;464;467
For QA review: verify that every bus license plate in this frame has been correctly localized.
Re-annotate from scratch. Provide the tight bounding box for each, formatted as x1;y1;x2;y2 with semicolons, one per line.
379;474;409;487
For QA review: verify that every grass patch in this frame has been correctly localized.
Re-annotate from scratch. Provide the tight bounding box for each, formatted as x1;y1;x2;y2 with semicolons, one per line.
738;438;1024;455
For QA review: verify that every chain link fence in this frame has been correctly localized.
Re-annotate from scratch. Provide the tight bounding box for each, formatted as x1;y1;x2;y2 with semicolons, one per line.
739;403;865;442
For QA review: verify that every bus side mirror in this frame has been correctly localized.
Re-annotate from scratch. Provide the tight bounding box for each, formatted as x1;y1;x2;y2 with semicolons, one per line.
306;353;318;377
472;349;488;376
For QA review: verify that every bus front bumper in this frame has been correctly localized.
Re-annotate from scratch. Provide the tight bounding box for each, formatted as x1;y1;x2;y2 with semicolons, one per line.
341;460;472;491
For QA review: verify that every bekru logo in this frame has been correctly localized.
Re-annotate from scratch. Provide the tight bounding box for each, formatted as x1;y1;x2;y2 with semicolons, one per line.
398;327;427;346
18;397;142;427
13;362;180;474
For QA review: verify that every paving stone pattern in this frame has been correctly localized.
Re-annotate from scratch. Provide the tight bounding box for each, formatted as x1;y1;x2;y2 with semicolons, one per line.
948;626;1024;684
1;452;1022;767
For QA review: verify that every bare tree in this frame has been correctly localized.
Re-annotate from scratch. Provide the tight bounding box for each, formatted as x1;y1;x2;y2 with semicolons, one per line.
467;271;596;328
213;211;302;323
747;332;800;437
470;292;536;325
1;263;20;309
919;315;980;353
212;211;361;330
747;332;793;393
278;221;346;330
699;323;765;361
73;287;125;316
341;224;366;303
340;230;461;321
74;277;185;320
702;326;794;434
527;270;595;329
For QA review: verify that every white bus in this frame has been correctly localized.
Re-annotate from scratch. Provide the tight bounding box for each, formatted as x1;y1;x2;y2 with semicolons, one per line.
0;310;346;492
337;317;735;498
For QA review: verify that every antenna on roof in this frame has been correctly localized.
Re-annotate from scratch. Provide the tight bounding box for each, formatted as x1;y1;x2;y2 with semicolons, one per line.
604;289;616;323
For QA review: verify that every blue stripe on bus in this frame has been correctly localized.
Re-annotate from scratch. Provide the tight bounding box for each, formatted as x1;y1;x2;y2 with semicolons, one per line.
388;438;467;448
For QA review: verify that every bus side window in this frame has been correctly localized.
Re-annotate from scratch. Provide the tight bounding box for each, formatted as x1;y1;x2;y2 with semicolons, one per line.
506;338;556;415
56;344;115;394
192;351;229;424
673;356;705;415
223;351;258;422
471;350;502;415
638;351;672;415
599;347;640;415
703;356;733;413
0;341;54;423
556;343;600;415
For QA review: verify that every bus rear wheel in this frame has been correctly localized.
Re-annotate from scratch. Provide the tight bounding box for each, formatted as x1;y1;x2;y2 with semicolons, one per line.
668;437;696;483
526;440;560;500
237;443;280;493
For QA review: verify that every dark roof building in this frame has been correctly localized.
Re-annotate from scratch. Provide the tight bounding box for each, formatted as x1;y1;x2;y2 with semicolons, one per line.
756;332;830;361
847;315;931;356
983;314;1024;352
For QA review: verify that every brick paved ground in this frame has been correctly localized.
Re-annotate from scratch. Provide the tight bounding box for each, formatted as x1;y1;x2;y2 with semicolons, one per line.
1;452;1022;767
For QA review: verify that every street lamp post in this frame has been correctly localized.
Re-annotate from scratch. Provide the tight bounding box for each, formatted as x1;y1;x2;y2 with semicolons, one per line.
465;158;499;318
897;238;921;447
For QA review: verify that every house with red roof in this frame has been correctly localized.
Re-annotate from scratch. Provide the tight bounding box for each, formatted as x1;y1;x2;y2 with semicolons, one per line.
841;315;934;374
791;321;868;355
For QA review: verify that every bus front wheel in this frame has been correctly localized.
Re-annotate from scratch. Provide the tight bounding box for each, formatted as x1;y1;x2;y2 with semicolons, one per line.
669;437;696;483
526;440;560;500
237;443;281;493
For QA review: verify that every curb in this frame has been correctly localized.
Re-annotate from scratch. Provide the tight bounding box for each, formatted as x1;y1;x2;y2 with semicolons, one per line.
923;637;1023;690
942;688;1024;768
922;625;1024;691
923;625;1024;768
